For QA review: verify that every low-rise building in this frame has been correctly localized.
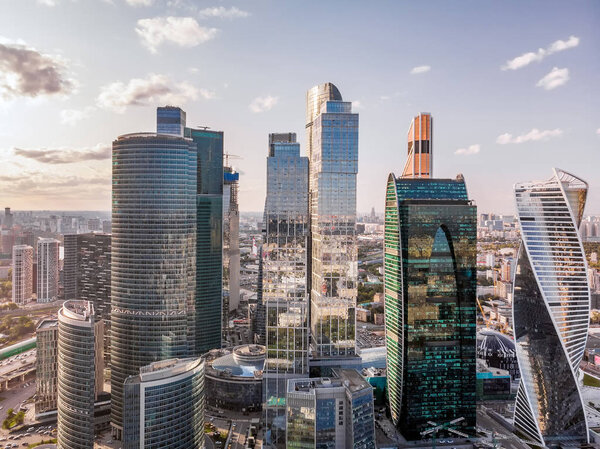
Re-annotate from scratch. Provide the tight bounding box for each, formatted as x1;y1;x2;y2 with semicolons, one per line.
286;369;375;449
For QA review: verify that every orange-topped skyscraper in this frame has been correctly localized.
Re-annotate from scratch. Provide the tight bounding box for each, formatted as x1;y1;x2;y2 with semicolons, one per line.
401;112;432;178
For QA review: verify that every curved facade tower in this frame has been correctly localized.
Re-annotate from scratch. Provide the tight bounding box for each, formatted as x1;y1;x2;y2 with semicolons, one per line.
384;173;477;439
513;168;589;447
111;133;197;437
57;301;103;449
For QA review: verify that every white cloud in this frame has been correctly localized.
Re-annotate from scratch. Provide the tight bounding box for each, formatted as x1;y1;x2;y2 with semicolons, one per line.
0;37;75;100
454;144;480;156
37;0;58;5
249;95;278;113
351;100;362;110
496;128;563;145
135;17;218;53
536;67;569;90
410;65;431;75
14;143;110;164
126;0;152;5
97;74;201;113
502;35;579;70
198;6;250;19
596;128;600;135
60;106;94;125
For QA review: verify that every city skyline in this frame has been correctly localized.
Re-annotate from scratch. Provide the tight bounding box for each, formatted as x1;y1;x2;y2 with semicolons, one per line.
0;1;598;214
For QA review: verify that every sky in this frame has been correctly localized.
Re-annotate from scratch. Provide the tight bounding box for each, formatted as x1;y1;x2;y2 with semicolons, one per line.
0;0;598;214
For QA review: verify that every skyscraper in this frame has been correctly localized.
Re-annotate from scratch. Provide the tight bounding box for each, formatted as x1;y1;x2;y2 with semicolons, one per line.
63;233;111;319
262;132;309;445
57;300;104;449
223;165;240;331
188;127;224;354
110;133;197;438
306;83;360;375
156;107;224;355
37;238;59;303
384;116;476;438
122;358;206;449
401;112;432;178
12;244;33;304
513;168;589;446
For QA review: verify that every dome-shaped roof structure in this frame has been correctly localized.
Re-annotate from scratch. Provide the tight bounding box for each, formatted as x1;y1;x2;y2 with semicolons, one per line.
477;329;519;379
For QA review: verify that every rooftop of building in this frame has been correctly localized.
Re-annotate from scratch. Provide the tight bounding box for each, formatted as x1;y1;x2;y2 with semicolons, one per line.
116;132;194;141
126;357;204;384
36;318;58;331
287;369;371;394
205;345;265;379
61;300;94;322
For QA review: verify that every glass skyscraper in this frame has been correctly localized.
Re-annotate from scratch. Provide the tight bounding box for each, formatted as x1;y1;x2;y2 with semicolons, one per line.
57;300;104;449
122;358;206;449
262;132;309;446
110;132;197;438
513;168;589;446
384;172;477;439
306;84;360;375
156;107;225;355
223;166;240;332
188;127;224;354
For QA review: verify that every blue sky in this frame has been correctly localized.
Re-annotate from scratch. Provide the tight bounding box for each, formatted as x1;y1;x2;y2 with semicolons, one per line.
0;0;598;214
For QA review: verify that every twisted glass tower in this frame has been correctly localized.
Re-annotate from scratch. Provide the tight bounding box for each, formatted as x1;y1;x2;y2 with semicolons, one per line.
110;133;197;437
513;168;590;447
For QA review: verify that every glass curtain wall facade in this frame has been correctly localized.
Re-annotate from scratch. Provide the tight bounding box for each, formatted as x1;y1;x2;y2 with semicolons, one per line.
262;133;309;446
307;92;359;373
122;358;206;449
223;167;240;331
110;133;197;437
188;128;224;355
57;301;102;449
512;168;589;446
384;174;477;439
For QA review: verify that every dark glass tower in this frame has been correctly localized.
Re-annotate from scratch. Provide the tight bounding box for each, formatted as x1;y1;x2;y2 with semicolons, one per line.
110;133;197;437
63;233;111;320
384;173;477;439
188;127;224;355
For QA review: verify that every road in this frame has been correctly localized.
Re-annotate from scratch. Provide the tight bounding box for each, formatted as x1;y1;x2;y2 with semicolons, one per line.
0;349;36;378
0;380;35;422
229;421;249;449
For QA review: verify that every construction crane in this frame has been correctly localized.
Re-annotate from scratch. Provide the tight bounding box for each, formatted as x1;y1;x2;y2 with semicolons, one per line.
224;152;243;168
420;417;468;449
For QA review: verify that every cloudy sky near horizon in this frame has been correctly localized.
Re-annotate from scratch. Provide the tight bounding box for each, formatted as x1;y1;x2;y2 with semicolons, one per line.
0;0;598;214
